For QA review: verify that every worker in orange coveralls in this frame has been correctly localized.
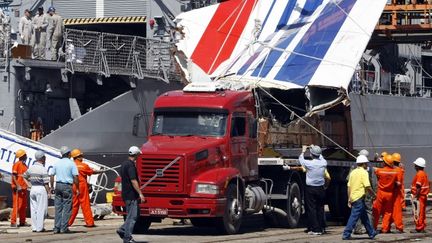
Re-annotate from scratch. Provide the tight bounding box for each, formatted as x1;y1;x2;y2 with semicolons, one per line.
410;157;429;233
68;149;104;227
372;154;400;233
390;152;405;233
11;149;29;227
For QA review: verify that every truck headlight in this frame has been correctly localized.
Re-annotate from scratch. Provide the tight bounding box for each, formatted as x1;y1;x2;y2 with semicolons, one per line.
195;183;219;194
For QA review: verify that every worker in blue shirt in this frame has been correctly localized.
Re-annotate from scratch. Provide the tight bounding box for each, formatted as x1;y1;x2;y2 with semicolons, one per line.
49;146;79;234
299;145;327;235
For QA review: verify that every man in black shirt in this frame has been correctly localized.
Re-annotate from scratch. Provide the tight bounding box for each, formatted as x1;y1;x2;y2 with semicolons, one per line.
117;146;145;243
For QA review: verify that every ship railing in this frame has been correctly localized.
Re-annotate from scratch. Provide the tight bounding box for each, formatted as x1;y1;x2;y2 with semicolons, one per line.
351;69;432;97
350;70;382;94
63;28;180;82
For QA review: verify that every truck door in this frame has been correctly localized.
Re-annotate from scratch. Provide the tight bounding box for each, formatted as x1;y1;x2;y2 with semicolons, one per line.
247;114;258;180
230;113;248;178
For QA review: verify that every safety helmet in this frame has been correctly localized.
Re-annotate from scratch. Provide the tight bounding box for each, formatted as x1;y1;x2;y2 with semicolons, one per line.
128;146;141;156
359;149;369;157
48;6;55;13
383;154;394;167
380;152;388;158
309;145;322;156
392;153;401;163
413;157;426;168
60;146;71;156
15;149;26;159
35;151;45;160
356;155;369;164
70;149;83;159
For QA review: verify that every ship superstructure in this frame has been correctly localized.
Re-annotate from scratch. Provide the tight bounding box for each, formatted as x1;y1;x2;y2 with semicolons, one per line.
0;0;219;204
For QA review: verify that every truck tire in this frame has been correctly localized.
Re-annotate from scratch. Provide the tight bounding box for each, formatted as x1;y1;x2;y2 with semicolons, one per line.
263;182;302;228
132;216;151;234
190;218;214;227
216;183;243;234
286;182;302;228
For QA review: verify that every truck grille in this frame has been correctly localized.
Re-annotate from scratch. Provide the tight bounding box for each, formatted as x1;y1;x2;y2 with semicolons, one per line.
138;155;184;193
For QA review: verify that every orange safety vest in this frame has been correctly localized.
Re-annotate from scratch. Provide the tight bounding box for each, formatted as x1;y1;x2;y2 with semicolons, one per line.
411;170;429;196
11;161;28;190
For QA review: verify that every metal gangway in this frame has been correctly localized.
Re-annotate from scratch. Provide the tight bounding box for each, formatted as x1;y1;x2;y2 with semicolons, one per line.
0;21;181;83
64;29;179;83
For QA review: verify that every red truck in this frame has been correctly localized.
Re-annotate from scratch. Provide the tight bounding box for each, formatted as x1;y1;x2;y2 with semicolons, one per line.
112;82;355;234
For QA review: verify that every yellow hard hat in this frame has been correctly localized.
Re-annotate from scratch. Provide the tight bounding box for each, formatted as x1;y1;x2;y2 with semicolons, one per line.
383;154;394;167
70;149;83;159
380;151;388;158
392;153;401;163
15;149;26;159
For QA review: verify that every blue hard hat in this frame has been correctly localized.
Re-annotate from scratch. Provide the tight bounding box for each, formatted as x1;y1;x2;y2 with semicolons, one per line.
48;6;55;12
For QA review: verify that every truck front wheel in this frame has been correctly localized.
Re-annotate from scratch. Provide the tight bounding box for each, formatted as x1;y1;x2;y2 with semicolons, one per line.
216;183;243;234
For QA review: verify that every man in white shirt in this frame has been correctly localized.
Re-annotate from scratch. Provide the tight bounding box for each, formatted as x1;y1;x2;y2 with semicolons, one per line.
19;9;32;45
23;151;50;232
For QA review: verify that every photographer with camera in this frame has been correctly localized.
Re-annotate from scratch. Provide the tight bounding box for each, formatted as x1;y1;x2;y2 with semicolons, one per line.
298;145;327;235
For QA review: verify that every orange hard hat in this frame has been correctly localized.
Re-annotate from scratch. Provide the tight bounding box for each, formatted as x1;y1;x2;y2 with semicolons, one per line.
380;151;388;158
15;149;26;159
392;153;401;163
383;154;394;167
70;149;83;159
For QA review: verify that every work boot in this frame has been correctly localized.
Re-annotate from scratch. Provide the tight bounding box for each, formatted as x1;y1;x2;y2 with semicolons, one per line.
19;223;31;227
10;224;17;228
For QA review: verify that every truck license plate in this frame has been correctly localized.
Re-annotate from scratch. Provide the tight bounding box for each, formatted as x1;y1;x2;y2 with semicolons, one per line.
149;208;168;215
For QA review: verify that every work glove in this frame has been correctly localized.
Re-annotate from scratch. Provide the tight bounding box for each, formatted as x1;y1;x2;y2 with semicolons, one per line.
282;165;291;171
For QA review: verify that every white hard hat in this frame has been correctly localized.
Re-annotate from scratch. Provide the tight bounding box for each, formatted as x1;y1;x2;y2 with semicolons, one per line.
356;155;369;164
413;157;426;168
60;146;71;156
128;146;141;156
35;151;45;160
358;149;369;157
310;145;322;156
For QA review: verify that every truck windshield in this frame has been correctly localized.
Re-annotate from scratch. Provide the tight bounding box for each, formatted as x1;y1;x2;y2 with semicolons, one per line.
152;111;228;137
